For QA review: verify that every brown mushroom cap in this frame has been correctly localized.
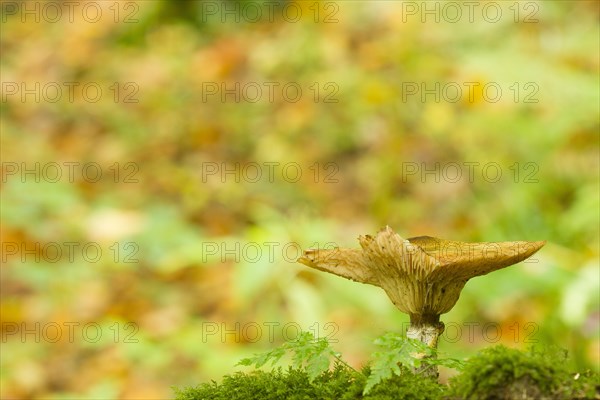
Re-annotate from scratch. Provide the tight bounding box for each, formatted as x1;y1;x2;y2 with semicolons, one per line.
298;226;545;318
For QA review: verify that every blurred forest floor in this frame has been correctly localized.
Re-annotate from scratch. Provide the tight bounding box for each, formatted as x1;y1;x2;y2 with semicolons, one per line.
1;1;599;399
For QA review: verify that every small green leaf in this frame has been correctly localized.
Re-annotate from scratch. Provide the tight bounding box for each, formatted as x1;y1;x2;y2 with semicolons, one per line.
363;332;464;395
236;358;253;367
235;331;341;382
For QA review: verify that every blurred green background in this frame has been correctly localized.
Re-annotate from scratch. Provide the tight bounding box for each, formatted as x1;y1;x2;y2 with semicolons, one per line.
1;1;598;398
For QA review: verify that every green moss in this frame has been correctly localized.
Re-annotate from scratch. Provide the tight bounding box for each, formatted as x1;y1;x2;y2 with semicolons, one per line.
448;345;599;400
176;346;599;400
175;364;351;400
175;363;446;400
352;366;445;400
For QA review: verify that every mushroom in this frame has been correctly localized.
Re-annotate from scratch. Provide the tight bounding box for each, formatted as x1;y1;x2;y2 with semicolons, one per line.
297;226;545;377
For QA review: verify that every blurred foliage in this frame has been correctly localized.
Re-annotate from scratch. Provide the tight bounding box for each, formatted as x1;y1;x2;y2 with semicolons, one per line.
1;0;599;399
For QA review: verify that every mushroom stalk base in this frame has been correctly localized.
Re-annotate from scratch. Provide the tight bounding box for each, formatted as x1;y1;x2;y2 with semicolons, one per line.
406;314;445;379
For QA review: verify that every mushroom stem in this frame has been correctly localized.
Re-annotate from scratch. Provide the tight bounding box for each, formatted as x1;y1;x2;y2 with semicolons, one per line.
407;314;444;378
